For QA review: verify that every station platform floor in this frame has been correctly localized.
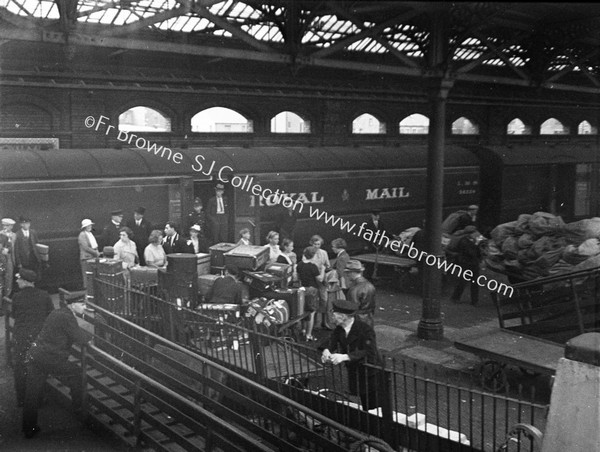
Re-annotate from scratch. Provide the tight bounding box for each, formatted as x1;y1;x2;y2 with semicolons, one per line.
0;266;536;449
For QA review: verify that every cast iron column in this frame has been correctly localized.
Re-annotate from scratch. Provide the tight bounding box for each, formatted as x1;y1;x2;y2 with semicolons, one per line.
417;11;453;340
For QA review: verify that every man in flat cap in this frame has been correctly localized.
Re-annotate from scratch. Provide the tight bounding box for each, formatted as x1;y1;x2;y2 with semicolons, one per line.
1;218;16;297
319;299;383;411
344;260;377;328
14;216;41;278
11;269;54;407
127;207;152;266
206;183;230;244
100;209;124;251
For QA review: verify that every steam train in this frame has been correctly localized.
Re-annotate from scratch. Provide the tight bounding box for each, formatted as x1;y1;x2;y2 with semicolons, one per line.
0;141;594;290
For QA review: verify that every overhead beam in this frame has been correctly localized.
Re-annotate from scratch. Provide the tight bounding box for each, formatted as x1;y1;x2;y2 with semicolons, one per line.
546;48;600;85
98;6;189;37
455;34;527;75
0;8;38;28
473;31;530;82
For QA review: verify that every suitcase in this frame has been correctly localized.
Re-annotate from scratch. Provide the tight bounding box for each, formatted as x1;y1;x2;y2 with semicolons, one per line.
209;243;239;268
242;271;281;297
167;253;198;274
130;266;158;287
35;243;49;262
264;287;305;320
198;274;221;297
264;299;290;324
196;253;211;275
224;245;269;271
265;262;292;288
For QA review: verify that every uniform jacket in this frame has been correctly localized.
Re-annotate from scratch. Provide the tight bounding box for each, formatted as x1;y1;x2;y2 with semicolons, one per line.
347;276;376;315
78;230;100;260
12;286;54;343
162;233;187;255
206;275;243;304
126;217;152;249
14;229;40;269
30;306;90;362
100;221;122;250
186;211;208;236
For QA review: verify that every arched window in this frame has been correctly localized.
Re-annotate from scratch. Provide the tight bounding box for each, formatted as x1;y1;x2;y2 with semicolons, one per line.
399;114;429;134
577;120;597;135
507;118;531;135
191;107;253;133
452;117;479;135
119;106;171;132
540;118;568;135
352;113;385;134
270;111;310;133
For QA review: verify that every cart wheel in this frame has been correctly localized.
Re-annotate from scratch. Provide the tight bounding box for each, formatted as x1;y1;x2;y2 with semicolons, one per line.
480;360;508;392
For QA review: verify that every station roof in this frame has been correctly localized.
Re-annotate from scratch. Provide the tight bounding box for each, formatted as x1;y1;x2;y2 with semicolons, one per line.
0;145;478;181
1;2;600;93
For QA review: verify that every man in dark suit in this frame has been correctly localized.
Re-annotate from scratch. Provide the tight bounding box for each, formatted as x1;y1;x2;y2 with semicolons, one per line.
127;207;152;266
162;221;187;254
276;205;298;241
206;265;244;304
11;269;54;407
319;299;383;411
206;183;229;244
365;210;387;252
14;216;41;276
100;209;124;250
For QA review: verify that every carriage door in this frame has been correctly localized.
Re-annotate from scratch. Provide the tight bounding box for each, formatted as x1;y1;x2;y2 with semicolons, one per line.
232;174;261;245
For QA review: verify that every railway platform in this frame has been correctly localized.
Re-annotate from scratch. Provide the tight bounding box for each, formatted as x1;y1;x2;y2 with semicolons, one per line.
0;265;546;449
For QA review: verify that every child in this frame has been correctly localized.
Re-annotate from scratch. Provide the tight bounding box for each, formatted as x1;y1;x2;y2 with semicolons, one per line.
237;228;252;246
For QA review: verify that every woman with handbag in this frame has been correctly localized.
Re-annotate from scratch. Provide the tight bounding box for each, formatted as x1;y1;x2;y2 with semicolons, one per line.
296;246;324;341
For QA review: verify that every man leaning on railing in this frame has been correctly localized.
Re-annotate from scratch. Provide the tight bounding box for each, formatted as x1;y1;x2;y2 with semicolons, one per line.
21;294;91;439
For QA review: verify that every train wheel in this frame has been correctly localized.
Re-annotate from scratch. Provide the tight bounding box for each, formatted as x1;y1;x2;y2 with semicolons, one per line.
480;360;508;392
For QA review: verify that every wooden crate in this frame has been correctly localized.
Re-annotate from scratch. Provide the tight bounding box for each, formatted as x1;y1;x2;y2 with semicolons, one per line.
224;245;269;271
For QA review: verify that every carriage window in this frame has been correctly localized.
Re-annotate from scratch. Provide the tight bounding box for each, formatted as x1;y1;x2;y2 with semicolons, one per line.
507;118;531;135
270;111;310;133
191;107;253;133
574;164;592;216
352;113;385;134
451;117;479;135
399;114;429;134
540;118;568;135
577;120;597;135
119;106;171;132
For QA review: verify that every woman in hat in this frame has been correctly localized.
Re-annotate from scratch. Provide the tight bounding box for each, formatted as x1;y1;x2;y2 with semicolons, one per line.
144;230;167;268
186;224;209;254
78;219;100;289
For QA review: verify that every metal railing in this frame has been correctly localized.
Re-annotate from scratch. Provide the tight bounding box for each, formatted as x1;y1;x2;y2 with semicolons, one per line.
90;277;550;452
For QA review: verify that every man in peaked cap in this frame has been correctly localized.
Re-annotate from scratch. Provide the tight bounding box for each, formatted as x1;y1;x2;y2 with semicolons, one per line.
14;216;41;278
319;298;383;411
1;218;17;296
99;209;124;250
206;183;230;244
186;197;208;236
11;269;54;407
126;207;152;266
344;259;376;328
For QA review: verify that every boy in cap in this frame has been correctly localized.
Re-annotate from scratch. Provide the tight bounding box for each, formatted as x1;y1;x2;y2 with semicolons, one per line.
319;299;383;410
99;209;124;250
11;269;54;407
127;207;152;266
1;218;16;296
206;183;229;244
344;259;377;328
22;291;91;438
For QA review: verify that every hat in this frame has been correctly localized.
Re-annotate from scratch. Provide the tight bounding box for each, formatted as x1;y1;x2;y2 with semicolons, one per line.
111;209;124;216
1;218;15;226
344;259;365;272
215;183;225;191
193;197;203;206
134;207;146;215
18;269;37;283
18;216;31;223
468;205;479;210
332;299;358;314
189;224;201;233
371;209;381;215
81;219;94;229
